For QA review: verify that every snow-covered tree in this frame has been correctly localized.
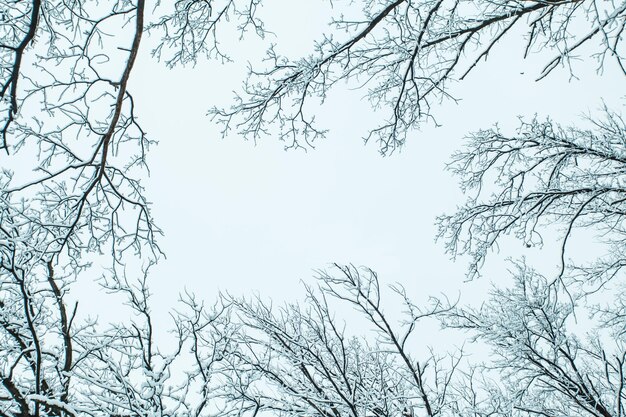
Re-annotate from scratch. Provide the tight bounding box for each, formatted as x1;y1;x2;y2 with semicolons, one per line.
445;262;626;417
438;109;626;283
1;0;623;416
213;0;626;153
211;265;461;417
436;110;626;416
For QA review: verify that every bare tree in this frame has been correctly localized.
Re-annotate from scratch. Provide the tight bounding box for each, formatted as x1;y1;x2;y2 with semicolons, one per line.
437;108;626;283
148;0;264;67
1;0;623;416
0;255;240;416
445;261;626;417
0;1;256;415
211;0;626;153
189;261;626;417
0;0;266;267
207;264;462;417
434;106;626;415
0;1;157;414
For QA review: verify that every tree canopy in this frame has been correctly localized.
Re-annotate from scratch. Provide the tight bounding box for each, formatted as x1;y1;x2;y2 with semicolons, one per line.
0;0;624;416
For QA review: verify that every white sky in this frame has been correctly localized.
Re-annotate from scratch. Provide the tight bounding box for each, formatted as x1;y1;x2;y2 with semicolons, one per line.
117;1;626;326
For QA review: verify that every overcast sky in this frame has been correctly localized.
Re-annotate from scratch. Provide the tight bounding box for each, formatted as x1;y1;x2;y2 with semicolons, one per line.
110;1;626;324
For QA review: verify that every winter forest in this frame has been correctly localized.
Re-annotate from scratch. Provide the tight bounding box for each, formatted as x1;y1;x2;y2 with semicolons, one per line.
1;0;625;416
